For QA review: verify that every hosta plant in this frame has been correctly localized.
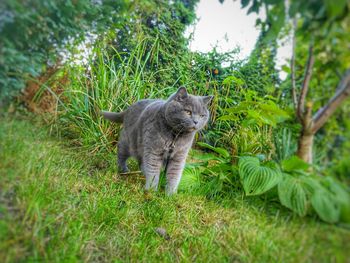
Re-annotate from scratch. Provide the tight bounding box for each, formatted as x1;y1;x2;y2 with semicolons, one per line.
238;155;350;224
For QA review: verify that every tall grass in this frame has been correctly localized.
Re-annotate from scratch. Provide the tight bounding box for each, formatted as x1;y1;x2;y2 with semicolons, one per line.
59;38;179;151
57;36;233;152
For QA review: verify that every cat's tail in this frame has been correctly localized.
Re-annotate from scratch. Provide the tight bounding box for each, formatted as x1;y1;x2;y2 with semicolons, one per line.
100;111;125;123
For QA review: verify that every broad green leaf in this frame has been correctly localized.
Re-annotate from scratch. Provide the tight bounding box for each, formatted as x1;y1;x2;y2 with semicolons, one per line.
197;142;230;159
321;177;350;223
246;109;277;126
322;177;349;203
281;156;310;172
259;101;290;121
206;163;233;175
325;0;347;17
224;101;255;113
311;190;341;223
191;152;227;163
238;156;282;196
278;174;308;216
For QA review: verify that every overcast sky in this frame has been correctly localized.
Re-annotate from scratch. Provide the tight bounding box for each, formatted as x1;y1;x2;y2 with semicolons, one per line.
185;0;291;78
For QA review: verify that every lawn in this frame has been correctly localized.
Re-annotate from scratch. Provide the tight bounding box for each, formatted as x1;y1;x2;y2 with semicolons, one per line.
1;115;349;262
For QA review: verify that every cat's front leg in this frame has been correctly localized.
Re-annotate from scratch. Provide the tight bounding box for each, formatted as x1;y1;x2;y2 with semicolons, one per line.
143;152;163;191
165;151;187;195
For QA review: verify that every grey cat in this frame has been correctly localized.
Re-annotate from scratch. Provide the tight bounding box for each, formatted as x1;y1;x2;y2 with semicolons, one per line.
101;87;213;195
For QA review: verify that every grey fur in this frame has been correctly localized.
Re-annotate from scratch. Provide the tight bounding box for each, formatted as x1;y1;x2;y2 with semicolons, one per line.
102;87;213;195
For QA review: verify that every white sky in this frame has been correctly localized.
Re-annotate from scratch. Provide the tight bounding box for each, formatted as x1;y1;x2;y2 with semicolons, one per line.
185;0;291;79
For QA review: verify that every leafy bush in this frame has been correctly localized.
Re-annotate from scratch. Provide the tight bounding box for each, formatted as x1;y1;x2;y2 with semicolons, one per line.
0;0;127;102
181;143;350;224
212;88;290;157
180;143;237;197
238;156;350;224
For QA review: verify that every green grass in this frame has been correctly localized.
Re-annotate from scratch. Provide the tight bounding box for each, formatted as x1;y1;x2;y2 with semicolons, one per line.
1;115;350;262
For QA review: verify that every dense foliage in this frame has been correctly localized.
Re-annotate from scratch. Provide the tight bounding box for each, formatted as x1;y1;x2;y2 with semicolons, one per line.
0;0;127;102
239;0;350;165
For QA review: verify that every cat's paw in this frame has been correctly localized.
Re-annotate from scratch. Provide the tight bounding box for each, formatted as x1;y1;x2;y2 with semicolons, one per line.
165;187;177;196
118;167;129;174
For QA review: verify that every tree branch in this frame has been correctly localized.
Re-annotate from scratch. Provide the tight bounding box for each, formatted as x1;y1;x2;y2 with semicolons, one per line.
312;68;350;133
297;43;314;121
290;18;298;110
304;101;313;132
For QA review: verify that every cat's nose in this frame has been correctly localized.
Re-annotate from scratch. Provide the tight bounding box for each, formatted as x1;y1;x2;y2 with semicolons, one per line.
193;120;198;125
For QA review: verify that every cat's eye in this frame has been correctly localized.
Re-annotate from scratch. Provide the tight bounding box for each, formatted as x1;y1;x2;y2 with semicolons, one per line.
184;110;192;116
200;114;206;118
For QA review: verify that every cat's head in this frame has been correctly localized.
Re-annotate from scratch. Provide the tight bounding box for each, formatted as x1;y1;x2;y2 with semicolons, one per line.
164;87;213;133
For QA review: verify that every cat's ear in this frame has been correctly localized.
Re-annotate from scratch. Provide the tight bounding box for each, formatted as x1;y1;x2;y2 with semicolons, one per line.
202;95;214;106
174;86;188;101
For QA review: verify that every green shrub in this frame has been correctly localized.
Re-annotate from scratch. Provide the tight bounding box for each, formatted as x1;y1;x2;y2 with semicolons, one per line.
238;155;350;224
182;145;350;224
0;0;128;102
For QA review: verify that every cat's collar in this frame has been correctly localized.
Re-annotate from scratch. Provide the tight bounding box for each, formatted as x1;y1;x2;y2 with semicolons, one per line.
166;128;183;152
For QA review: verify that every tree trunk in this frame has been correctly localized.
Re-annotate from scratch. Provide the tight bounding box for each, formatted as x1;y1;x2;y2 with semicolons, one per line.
297;130;314;163
294;69;350;164
297;101;314;163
